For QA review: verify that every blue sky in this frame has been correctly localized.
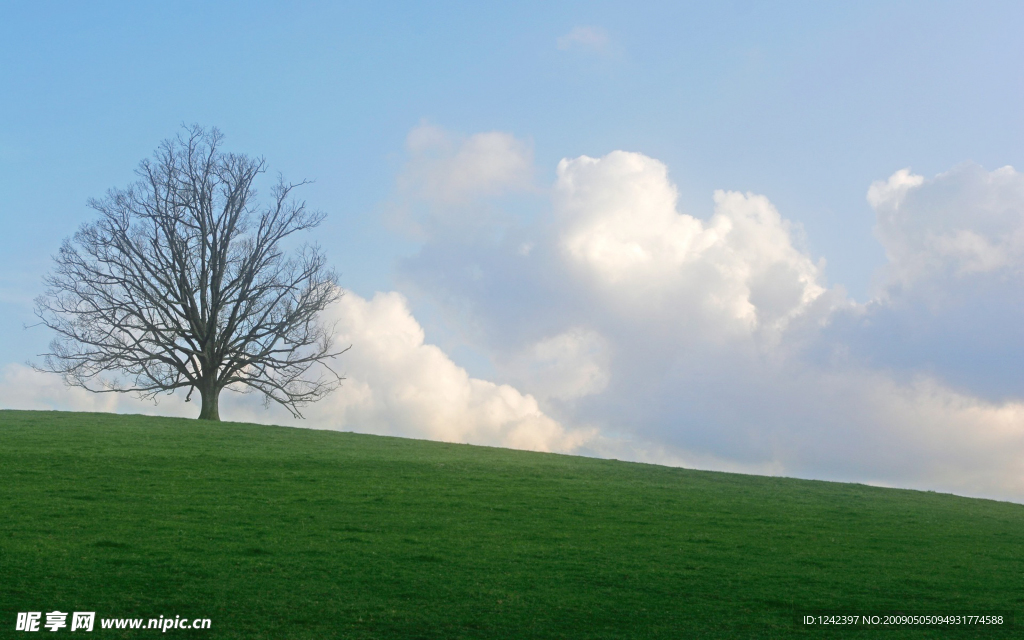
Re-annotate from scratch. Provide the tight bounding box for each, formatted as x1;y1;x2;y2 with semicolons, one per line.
3;1;1024;500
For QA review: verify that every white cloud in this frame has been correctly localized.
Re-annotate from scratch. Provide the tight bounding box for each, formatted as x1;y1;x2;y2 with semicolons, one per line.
818;163;1024;400
556;26;610;52
866;167;924;209
0;362;193;417
871;163;1024;286
401;124;534;205
499;327;610;401
389;124;535;239
795;370;1024;500
1;291;593;455
397;143;1024;502
300;291;592;452
554;152;829;340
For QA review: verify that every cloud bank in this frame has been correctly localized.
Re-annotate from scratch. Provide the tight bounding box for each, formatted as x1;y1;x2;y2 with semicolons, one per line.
823;163;1024;400
394;128;1024;501
7;125;1024;502
2;290;589;454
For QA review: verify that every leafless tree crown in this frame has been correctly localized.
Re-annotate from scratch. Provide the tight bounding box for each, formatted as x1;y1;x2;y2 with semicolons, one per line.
36;125;346;420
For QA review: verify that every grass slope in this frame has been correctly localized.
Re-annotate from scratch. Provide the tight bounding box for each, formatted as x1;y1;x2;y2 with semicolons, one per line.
1;410;1022;639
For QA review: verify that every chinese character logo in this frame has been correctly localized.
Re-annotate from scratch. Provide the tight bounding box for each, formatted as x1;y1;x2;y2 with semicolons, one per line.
16;611;95;632
71;612;95;632
16;612;41;632
44;612;67;632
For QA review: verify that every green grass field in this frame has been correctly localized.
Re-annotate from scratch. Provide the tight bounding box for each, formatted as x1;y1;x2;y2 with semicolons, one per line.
1;410;1021;638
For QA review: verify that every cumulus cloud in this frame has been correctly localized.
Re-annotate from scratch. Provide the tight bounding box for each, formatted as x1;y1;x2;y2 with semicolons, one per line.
870;163;1024;286
556;26;610;52
299;290;591;452
821;163;1024;400
404;149;841;423
1;291;591;454
398;143;1024;501
554;152;830;340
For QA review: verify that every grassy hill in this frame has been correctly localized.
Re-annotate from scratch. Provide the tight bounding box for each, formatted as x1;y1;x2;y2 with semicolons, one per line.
1;410;1021;638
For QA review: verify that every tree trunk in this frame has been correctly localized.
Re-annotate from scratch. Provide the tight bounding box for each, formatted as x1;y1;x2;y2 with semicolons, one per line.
197;383;221;421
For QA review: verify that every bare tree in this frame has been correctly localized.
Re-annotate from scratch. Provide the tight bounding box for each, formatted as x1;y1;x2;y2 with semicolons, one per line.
35;125;346;421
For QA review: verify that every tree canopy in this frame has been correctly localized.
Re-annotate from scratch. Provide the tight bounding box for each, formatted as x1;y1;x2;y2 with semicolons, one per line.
36;126;345;420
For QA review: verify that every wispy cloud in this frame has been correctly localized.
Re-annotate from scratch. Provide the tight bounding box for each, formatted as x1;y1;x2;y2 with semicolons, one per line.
401;123;534;205
556;26;610;52
386;123;536;239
